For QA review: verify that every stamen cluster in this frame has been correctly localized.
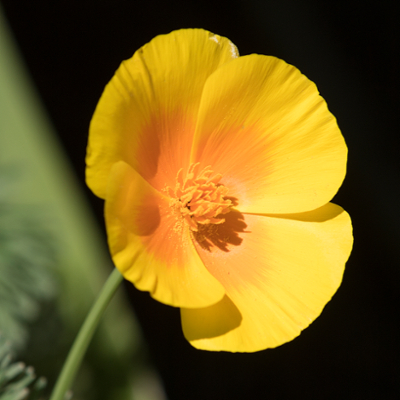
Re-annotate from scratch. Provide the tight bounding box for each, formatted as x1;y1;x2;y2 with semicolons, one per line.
167;163;232;231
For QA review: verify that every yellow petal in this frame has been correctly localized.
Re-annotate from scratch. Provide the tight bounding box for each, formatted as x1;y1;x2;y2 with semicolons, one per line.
86;29;238;199
181;203;353;352
191;55;347;214
105;161;225;308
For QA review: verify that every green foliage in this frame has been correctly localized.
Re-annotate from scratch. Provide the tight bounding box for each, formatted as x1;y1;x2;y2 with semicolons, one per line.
0;334;47;400
0;168;57;349
0;6;165;398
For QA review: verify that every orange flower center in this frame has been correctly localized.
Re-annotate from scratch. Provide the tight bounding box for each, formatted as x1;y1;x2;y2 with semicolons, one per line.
166;163;232;232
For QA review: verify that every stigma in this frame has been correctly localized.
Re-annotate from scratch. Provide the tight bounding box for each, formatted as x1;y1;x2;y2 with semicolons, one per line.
167;163;232;231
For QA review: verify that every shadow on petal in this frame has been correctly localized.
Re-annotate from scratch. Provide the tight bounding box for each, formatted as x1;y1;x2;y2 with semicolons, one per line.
107;161;163;237
134;116;161;182
193;207;249;252
181;295;242;340
130;200;161;236
256;202;345;223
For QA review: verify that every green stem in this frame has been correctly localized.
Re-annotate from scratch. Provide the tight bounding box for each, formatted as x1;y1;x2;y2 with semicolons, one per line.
49;268;124;400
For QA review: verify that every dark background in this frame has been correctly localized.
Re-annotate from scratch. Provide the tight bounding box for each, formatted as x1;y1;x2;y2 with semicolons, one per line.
2;0;399;399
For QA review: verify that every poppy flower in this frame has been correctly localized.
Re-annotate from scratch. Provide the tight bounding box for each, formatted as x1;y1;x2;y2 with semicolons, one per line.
86;29;353;352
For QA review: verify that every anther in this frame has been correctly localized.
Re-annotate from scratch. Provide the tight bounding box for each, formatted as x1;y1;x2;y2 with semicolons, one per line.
167;163;232;231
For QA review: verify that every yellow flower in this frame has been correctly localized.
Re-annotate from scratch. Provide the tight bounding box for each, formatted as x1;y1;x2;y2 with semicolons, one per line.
86;29;353;352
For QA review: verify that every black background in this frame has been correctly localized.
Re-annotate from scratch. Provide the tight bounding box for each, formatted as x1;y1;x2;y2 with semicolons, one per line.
2;0;399;399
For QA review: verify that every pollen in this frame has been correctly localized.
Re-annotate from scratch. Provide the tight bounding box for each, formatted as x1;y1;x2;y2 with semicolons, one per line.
166;163;232;232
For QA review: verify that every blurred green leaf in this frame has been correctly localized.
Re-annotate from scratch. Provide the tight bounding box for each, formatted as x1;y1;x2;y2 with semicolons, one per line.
0;4;165;399
0;334;47;400
0;192;57;348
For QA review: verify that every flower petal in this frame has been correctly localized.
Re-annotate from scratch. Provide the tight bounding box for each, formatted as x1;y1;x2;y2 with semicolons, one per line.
181;203;353;352
86;29;239;199
191;55;347;213
105;161;225;308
